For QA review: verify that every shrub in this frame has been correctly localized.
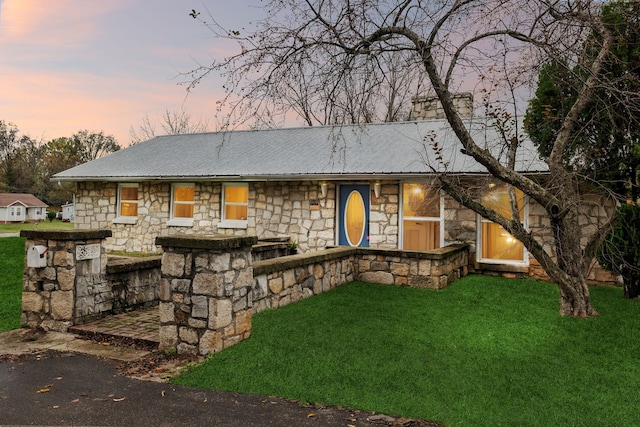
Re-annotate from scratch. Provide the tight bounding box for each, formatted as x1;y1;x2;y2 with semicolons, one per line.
598;203;640;298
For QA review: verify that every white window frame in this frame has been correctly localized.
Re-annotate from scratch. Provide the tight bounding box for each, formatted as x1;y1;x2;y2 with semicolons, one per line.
218;182;248;229
476;186;529;266
113;183;139;225
399;183;444;250
168;183;195;227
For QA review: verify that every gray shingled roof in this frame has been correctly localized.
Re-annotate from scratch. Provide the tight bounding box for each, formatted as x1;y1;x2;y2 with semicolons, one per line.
53;120;548;181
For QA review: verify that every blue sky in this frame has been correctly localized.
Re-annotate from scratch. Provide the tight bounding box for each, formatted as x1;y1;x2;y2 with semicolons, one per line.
0;1;263;145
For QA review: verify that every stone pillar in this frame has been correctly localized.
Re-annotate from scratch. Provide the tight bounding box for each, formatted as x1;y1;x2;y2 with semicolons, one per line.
155;235;257;356
20;229;112;332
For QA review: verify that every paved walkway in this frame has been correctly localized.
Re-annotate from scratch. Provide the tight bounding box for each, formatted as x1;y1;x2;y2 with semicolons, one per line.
69;306;160;349
0;232;20;237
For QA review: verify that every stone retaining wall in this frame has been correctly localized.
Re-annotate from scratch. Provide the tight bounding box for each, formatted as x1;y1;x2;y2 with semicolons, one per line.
154;237;468;355
22;231;469;355
252;248;358;312
21;230;161;331
104;256;162;315
357;244;469;289
252;244;469;314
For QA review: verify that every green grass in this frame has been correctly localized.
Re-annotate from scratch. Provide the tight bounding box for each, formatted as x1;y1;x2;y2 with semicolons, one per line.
0;220;74;233
172;277;640;426
0;237;25;332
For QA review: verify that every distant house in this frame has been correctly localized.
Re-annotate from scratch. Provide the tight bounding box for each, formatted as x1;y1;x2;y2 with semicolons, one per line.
0;193;48;223
52;96;615;284
61;202;75;222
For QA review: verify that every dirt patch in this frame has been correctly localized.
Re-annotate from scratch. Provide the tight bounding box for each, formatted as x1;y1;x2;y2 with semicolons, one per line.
116;350;200;382
71;330;159;352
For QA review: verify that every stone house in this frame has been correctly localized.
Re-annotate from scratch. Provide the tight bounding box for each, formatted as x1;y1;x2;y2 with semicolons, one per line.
52;98;615;284
0;193;47;223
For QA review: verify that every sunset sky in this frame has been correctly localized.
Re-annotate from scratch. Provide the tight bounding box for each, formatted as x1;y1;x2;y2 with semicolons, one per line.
0;0;262;146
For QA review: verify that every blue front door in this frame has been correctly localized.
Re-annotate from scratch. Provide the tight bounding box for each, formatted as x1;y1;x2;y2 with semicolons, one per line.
338;184;370;247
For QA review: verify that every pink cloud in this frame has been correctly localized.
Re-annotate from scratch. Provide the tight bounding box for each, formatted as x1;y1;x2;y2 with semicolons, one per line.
0;0;260;146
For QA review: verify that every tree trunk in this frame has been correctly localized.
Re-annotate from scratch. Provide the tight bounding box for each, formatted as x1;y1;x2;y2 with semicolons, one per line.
557;277;598;317
549;207;599;317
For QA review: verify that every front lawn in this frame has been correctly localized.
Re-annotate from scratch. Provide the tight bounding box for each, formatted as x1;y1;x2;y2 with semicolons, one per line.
0;220;74;233
172;277;640;426
0;237;25;332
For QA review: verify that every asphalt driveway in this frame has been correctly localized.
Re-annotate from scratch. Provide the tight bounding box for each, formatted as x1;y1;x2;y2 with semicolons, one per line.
0;351;385;426
0;329;436;426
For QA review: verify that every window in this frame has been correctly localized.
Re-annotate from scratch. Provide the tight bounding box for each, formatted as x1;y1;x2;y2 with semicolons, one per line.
113;183;138;224
401;183;442;251
168;183;195;226
478;183;527;263
219;183;248;229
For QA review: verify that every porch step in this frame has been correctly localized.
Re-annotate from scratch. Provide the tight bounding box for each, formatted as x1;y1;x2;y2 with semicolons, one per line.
69;307;160;351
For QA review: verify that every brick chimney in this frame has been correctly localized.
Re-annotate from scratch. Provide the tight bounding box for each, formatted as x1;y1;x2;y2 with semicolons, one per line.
410;92;474;120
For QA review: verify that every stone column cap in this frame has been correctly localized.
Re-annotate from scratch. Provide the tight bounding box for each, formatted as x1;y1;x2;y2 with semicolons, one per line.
155;235;258;250
20;229;113;240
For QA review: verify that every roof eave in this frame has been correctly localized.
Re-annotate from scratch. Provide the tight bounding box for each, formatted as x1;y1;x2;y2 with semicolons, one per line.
52;170;550;183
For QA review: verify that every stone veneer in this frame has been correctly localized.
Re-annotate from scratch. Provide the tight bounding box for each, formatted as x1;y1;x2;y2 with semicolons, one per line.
155;235;258;356
251;248;358;313
73;178;618;284
21;229;161;332
74;180;339;254
154;234;469;356
21;230;112;331
252;244;469;314
410;93;474;120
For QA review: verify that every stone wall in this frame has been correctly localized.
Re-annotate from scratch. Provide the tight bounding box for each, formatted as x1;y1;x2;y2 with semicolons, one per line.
104;256;162;315
526;191;618;285
153;235;469;355
252;244;469;314
21;230;112;332
74;181;228;253
73;178;619;285
74;179;407;255
252;248;358;312
369;183;400;249
252;181;336;252
75;180;341;254
357;244;469;289
21;230;161;331
155;235;257;356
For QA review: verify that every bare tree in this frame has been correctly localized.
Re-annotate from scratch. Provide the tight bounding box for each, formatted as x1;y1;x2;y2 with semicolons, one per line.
129;108;211;145
185;0;633;317
71;130;120;162
184;6;429;128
